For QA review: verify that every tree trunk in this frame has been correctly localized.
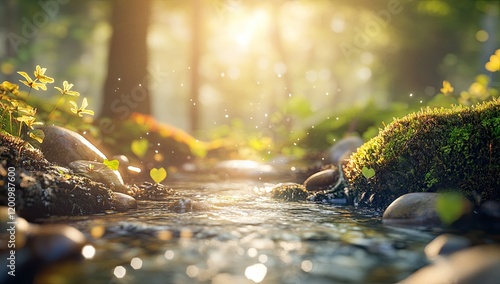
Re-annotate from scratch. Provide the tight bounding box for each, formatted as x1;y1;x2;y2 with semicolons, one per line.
2;0;19;82
100;0;151;120
189;0;202;133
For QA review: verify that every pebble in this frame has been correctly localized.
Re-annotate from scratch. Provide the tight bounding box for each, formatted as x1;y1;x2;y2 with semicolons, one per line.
424;234;471;260
112;192;138;211
28;224;87;262
382;193;442;227
41;125;107;166
271;183;309;201
303;168;340;191
382;192;473;227
69;160;129;193
401;245;500;284
0;206;30;248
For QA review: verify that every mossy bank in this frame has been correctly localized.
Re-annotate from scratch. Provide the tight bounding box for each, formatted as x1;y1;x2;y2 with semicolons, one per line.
343;99;500;209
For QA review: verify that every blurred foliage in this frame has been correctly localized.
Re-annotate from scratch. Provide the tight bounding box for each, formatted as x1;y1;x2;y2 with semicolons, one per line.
1;0;498;162
1;66;93;144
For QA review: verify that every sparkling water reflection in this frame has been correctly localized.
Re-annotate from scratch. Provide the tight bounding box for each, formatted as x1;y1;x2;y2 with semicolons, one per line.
39;178;436;283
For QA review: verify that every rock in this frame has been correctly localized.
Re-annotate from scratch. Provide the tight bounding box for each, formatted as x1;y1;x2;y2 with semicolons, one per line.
424;234;471;260
401;245;500;284
271;183;309;201
0;221;87;284
303;168;340;191
344;99;500;209
477;201;500;232
382;193;442;227
382;193;472;227
126;181;176;200
0;206;30;248
326;136;364;165
170;198;194;213
28;224;86;262
1;132;115;220
111;192;137;211
41;125;107;167
68;160;128;193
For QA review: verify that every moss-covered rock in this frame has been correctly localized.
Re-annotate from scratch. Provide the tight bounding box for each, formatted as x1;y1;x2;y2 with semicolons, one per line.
271;183;309;201
344;99;500;209
0;132;115;220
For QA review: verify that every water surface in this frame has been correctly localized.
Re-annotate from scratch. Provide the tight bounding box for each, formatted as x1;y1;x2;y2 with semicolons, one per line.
39;177;436;283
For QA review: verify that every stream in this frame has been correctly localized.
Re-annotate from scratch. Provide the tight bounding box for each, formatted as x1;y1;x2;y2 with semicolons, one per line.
35;175;437;284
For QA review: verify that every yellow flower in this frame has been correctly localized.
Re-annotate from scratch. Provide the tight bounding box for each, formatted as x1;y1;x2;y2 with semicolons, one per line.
1;81;20;95
54;81;80;96
34;65;54;84
16;115;43;130
17;71;47;90
17;105;37;116
17;65;54;91
69;98;94;117
440;80;454;95
485;49;500;72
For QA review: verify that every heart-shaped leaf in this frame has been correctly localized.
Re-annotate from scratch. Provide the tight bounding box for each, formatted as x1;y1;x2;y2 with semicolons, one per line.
131;139;148;158
150;167;167;184
103;159;120;171
362;166;375;179
29;129;45;143
436;192;465;225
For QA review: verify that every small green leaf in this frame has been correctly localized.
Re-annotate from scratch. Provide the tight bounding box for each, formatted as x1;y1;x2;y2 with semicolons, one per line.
103;159;120;171
436;192;465;225
131;139;148;158
362;166;375;179
28;129;45;143
150;167;167;184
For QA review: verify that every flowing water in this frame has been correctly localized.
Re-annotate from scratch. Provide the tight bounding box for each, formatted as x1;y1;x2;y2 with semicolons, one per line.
37;175;437;284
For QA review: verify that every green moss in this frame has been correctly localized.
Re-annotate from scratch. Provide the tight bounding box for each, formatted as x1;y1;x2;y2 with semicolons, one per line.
271;183;309;202
344;99;500;209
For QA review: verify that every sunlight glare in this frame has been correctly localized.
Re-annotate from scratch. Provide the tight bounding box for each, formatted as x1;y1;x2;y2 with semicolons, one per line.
131;257;143;270
274;63;287;75
357;67;372;81
330;18;345;33
164;250;175;260
301;260;313;272
232;9;269;49
186;265;199;278
113;266;126;278
81;245;96;259
245;263;267;283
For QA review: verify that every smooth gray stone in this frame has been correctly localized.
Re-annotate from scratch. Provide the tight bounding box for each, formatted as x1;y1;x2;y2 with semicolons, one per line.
42;125;107;166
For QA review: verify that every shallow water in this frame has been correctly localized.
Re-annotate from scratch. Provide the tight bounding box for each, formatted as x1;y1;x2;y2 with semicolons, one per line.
37;176;437;284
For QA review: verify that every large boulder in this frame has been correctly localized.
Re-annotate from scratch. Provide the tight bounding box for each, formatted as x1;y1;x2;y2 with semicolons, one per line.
41;125;107;166
0;132;116;220
343;99;500;209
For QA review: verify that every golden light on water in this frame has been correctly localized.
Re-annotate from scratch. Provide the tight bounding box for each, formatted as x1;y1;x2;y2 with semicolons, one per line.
164;250;175;260
113;266;126;278
130;257;143;270
186;265;200;278
247;247;258;258
301;260;313;272
245;263;267;283
90;225;105;239
81;245;96;259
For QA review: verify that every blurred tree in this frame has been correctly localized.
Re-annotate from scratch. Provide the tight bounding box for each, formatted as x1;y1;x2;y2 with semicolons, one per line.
189;0;202;132
100;0;151;120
